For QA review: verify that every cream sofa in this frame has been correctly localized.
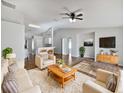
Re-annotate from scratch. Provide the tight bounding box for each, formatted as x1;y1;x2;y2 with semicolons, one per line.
35;54;56;69
83;69;123;93
1;60;41;93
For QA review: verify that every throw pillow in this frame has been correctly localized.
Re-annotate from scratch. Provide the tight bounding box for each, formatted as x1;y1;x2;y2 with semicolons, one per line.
2;72;18;93
8;63;18;73
106;74;117;92
40;53;48;60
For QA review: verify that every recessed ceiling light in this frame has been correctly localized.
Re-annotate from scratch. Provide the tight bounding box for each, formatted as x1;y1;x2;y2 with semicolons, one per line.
28;24;40;28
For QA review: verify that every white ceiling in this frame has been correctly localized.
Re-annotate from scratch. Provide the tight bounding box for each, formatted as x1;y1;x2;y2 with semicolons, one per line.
14;0;123;31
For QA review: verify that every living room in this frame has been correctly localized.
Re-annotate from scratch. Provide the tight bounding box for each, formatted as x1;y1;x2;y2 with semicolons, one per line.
1;0;123;93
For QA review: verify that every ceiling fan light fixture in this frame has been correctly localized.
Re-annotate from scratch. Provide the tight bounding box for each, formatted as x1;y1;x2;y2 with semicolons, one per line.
69;18;76;23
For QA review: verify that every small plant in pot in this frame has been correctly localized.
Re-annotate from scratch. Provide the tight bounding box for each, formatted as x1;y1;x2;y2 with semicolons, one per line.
100;50;104;54
56;59;65;68
79;46;85;57
110;50;118;56
2;47;13;59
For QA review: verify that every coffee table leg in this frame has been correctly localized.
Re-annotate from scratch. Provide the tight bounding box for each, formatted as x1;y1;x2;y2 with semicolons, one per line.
74;73;76;80
62;78;64;88
48;69;50;76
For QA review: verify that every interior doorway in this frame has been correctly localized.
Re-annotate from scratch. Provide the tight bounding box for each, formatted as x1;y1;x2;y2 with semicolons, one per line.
62;37;72;65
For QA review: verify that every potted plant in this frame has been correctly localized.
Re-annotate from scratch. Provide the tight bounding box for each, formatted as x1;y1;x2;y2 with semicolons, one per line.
79;46;85;57
100;50;104;54
110;50;118;56
2;47;13;59
56;59;65;68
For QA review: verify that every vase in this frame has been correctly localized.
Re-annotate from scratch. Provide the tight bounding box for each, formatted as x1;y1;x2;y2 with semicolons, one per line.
112;53;116;56
100;52;104;55
80;54;84;57
59;64;63;68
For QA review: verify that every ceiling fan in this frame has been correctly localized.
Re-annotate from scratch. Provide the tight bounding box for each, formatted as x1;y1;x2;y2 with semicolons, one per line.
60;7;83;22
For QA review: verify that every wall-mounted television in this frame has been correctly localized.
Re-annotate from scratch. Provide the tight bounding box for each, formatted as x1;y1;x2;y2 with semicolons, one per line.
99;37;116;48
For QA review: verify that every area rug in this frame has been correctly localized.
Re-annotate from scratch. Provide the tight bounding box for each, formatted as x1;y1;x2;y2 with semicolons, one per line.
28;68;95;93
73;60;120;77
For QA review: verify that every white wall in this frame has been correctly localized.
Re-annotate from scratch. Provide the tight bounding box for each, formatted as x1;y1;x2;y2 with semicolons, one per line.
25;32;44;54
78;32;95;58
54;27;123;65
53;30;78;57
34;36;44;53
94;27;123;65
1;21;25;61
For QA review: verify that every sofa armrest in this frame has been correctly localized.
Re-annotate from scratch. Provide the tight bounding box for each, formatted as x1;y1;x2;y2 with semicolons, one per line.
35;55;43;68
96;69;113;83
20;85;41;93
83;80;112;93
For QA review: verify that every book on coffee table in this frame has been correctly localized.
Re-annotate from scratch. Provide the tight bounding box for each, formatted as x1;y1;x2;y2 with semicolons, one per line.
62;67;72;73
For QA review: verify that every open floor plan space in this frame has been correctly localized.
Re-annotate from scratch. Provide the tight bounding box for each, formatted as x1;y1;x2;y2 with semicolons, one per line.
1;0;123;93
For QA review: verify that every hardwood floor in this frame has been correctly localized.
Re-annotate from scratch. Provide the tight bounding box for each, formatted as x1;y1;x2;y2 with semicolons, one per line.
24;54;37;70
24;54;94;70
55;54;94;66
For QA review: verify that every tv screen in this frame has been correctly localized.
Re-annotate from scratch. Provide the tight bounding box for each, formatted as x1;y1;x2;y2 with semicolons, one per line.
99;37;116;48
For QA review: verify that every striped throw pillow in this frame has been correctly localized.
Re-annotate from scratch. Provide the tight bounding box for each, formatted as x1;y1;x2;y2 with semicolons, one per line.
2;72;18;93
106;74;117;92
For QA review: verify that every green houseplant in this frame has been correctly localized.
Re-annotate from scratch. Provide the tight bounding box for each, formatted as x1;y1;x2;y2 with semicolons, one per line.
2;47;13;58
56;59;65;68
79;46;85;57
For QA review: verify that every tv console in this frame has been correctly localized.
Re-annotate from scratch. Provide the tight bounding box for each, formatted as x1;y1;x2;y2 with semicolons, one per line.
96;54;119;64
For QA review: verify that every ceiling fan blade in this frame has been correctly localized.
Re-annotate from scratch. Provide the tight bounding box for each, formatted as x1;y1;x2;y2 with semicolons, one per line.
73;8;82;13
60;13;70;16
76;14;83;17
75;18;83;20
63;7;72;12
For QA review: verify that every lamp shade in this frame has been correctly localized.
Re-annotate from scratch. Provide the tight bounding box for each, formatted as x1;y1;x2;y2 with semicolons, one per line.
6;53;16;59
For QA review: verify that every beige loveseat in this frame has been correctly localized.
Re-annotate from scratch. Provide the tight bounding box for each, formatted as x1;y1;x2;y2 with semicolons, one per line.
83;69;123;93
35;54;56;69
1;60;41;93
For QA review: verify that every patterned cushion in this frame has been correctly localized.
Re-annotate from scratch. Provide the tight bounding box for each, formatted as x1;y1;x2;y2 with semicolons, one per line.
2;72;18;93
106;74;117;92
8;63;18;73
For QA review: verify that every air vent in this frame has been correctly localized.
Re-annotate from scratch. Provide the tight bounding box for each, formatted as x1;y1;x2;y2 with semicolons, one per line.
2;0;16;9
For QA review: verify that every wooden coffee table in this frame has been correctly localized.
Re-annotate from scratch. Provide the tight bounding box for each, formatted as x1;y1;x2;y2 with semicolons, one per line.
48;64;77;88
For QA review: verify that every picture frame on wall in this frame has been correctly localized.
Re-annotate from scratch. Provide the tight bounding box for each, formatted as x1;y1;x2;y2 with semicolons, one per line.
84;39;93;46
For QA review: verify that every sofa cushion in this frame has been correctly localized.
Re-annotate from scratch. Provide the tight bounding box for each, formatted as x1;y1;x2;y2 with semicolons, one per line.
106;74;117;92
95;80;106;88
39;52;48;60
43;59;54;66
2;72;18;93
83;80;113;93
21;85;41;93
8;63;18;73
14;69;33;92
1;60;9;75
1;60;9;85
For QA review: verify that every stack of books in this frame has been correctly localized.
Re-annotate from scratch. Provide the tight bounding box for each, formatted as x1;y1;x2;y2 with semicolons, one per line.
62;67;71;73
